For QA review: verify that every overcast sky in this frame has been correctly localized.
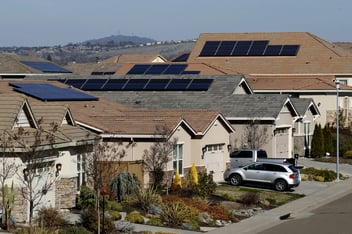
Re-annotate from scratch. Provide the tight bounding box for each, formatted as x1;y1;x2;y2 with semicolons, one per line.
1;0;351;47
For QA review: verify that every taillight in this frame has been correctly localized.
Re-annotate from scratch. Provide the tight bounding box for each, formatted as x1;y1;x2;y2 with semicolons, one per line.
289;174;295;179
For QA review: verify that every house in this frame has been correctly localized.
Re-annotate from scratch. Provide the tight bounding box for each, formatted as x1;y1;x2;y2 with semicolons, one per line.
247;75;352;127
0;94;97;223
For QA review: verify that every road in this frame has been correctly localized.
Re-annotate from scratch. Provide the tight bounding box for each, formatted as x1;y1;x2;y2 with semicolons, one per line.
257;192;352;234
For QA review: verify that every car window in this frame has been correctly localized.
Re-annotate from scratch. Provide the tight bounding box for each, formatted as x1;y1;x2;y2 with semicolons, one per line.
289;165;298;173
265;164;287;172
247;163;264;170
230;150;252;158
257;150;268;158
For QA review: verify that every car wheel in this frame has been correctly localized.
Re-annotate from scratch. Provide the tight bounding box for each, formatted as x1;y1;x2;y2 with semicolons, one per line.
274;179;288;191
230;174;242;186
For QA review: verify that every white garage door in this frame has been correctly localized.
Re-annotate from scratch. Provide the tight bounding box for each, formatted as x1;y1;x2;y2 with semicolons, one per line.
275;127;289;158
203;145;225;182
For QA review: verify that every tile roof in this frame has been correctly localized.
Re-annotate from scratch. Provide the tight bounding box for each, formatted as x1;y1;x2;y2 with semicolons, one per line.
187;32;352;75
246;74;352;92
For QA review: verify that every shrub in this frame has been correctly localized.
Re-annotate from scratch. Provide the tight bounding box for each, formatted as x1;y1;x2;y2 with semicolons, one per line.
77;184;96;209
300;167;337;182
146;216;164;227
130;187;162;212
35;207;68;230
160;201;196;227
59;226;93;234
80;208;115;234
344;150;352;159
240;192;260;207
183;170;217;198
108;210;122;220
108;201;123;211
125;211;145;224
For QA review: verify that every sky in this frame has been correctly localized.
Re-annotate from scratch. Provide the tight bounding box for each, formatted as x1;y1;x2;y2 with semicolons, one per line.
1;0;351;47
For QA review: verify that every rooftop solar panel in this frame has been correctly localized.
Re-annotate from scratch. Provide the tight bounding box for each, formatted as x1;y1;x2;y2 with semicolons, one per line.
280;45;300;56
163;64;187;74
101;79;128;90
172;53;190;62
123;79;148;90
144;79;170;90
127;64;151;74
166;79;191;90
199;41;220;56
63;79;86;89
145;64;169;75
10;83;98;101
182;71;200;74
264;45;283;56
232;41;252;56
187;79;213;90
91;72;104;75
20;61;72;73
82;79;108;90
216;41;236;56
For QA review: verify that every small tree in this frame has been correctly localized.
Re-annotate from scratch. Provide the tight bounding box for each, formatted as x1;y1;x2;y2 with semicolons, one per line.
84;140;126;234
189;163;198;186
0;131;19;230
142;124;178;190
323;125;334;156
242;120;269;149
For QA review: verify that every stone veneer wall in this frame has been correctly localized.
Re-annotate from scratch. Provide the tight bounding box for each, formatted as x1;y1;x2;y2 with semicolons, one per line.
11;187;28;223
55;178;77;209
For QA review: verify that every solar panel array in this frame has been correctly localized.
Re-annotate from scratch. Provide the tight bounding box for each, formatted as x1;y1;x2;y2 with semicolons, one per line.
10;83;98;101
20;61;72;73
199;40;300;57
91;71;116;75
172;53;190;62
60;78;213;91
126;64;200;75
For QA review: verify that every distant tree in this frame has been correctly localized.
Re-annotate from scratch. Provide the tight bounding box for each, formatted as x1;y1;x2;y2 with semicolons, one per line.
242;120;269;149
311;124;324;157
142;124;178;191
46;54;52;61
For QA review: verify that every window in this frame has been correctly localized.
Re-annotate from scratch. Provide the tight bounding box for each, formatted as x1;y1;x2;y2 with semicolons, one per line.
230;150;252;158
77;154;86;190
173;144;183;175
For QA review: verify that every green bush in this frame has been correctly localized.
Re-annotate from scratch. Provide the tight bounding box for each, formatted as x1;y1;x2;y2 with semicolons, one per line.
125;211;145;224
343;150;352;159
146;216;164;227
59;226;93;234
160;201;196;227
183;171;217;198
80;208;115;233
300;167;337;182
108;210;122;220
132;187;162;212
108;201;123;211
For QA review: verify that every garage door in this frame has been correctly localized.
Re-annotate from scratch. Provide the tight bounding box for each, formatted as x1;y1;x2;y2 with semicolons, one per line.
275;127;289;157
203;150;224;183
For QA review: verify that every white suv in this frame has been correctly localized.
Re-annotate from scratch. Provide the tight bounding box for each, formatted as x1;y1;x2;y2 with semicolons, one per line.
223;162;301;191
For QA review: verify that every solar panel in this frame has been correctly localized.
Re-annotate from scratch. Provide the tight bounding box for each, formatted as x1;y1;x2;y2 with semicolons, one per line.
199;41;220;56
101;79;128;90
82;79;108;90
166;79;191;90
63;79;86;89
216;41;236;56
182;71;200;74
103;71;115;75
163;64;187;74
264;45;283;56
232;41;252;56
10;83;98;101
127;64;151;74
247;40;269;56
172;53;190;62
144;79;170;90
20;61;72;73
280;45;300;56
123;79;148;90
187;79;213;90
91;72;104;75
145;64;169;74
